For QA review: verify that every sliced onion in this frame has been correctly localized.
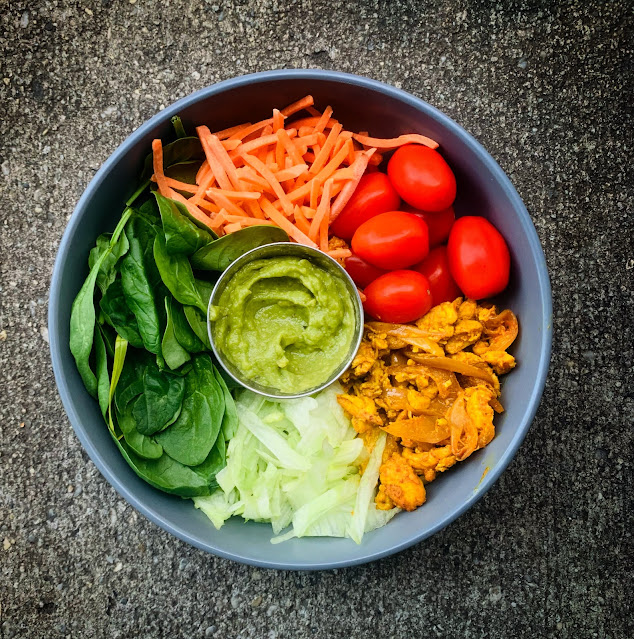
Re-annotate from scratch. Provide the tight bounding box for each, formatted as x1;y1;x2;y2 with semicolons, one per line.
403;350;497;385
382;416;450;444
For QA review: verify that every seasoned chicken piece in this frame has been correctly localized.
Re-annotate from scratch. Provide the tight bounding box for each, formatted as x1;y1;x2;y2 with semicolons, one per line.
375;487;396;510
445;319;483;354
450;351;485;365
337;394;383;433
377;453;426;511
358;361;389;398
406;387;432;412
328;236;349;251
367;331;390;353
402;444;457;483
349;341;377;377
481;350;516;375
415;300;459;340
382;433;401;463
458;298;478;320
465;385;495;449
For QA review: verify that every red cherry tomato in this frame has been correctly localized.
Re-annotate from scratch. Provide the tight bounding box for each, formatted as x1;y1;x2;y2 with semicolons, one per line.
351;211;429;270
344;254;387;289
403;204;455;247
447;216;510;299
364;270;433;323
330;172;400;240
387;144;457;212
413;245;462;305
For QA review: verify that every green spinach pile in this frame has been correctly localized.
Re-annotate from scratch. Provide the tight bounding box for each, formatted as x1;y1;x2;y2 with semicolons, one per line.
69;119;288;497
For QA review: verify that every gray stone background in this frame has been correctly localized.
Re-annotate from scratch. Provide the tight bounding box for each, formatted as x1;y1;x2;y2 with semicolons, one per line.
0;0;631;637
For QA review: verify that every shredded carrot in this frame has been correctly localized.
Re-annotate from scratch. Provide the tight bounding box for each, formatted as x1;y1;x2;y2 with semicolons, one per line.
167;189;217;230
314;106;334;133
196;160;211;185
197;126;232;191
272;108;285;132
260;198;318;248
352;132;439;150
213;122;252;139
224;222;242;234
309;178;332;243
286;116;339;130
274;164;308;181
228;118;274;141
276;128;304;166
327;249;352;259
329;150;375;222
240;153;294;216
280;95;314;117
151;139;170;197
206;190;249;217
150;175;198;194
293;206;311;236
310;122;343;175
207;188;262;201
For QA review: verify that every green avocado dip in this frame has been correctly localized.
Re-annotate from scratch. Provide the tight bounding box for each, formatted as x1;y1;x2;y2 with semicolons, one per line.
209;256;357;393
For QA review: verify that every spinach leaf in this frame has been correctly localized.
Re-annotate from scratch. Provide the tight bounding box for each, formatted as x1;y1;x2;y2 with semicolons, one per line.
155;192;213;256
94;325;110;419
108;336;128;436
114;438;214;497
156;355;224;467
120;215;163;354
153;232;206;312
138;197;161;227
114;347;152;413
190;430;226;491
190;226;289;271
117;403;163;460
183;306;212;350
213;367;239;440
162;297;191;370
132;364;186;436
165;161;201;186
89;231;130;295
171;301;206;353
70;231;125;397
140;137;205;183
99;322;116;359
194;278;215;311
100;278;144;348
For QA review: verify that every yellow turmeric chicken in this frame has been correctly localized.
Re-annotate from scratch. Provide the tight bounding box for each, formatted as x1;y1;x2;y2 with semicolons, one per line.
337;298;518;513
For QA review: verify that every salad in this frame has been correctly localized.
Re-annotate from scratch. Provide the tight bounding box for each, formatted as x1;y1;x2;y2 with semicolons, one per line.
70;95;518;543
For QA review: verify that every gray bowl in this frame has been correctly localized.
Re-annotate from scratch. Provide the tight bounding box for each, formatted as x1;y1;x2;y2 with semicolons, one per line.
49;70;552;570
207;242;364;399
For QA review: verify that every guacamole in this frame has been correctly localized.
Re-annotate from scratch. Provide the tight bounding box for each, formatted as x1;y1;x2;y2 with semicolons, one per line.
210;256;357;393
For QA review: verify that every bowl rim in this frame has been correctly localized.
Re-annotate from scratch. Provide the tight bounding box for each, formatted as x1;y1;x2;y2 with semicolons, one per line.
206;241;364;399
49;69;552;570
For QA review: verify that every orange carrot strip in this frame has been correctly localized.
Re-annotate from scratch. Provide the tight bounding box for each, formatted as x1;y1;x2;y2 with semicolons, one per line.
228;118;274;141
280;95;314;117
298;126;314;137
329;150;375;222
196;160;211;185
274;164;308;181
314;106;334;133
287;116;339;130
272;108;285;132
245;199;266;219
150;175;198;193
310;122;343;175
207;132;245;191
152;139;170;197
275;138;285;171
197;200;221;215
241;153;294;216
329;181;344;199
207;188;262;201
293;206;311;236
226;216;275;226
294;172;309;190
213;122;252;140
327;249;352;259
206;190;249;217
167;189;217;231
224;222;242;234
301;206;316;219
260;198;318;248
236;168;275;195
196;126;233;191
352;133;439;150
190;167;217;205
331;167;355;181
302;151;316;164
276;128;304;166
293;133;321;148
309;178;333;243
309;178;320;210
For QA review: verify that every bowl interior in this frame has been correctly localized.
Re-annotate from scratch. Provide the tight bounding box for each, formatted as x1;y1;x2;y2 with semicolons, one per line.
49;71;551;569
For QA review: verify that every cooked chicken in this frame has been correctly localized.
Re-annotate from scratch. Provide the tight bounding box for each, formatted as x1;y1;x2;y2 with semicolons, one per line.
377;453;426;511
337;299;518;514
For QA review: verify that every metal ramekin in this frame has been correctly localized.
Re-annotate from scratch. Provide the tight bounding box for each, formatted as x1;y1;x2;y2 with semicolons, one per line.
207;242;364;399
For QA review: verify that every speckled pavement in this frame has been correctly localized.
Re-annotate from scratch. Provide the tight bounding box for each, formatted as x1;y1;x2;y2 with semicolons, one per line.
0;1;631;637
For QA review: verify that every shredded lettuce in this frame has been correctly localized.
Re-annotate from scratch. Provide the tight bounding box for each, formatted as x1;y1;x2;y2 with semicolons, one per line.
194;383;399;543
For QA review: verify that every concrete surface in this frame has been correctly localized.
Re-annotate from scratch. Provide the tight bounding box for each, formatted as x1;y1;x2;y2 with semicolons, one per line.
0;1;632;637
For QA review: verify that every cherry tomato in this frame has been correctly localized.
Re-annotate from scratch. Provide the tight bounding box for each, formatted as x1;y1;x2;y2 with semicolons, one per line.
403;204;455;247
330;172;400;240
447;216;510;299
364;270;433;323
351;211;429;270
344;254;387;289
413;245;462;305
387;144;457;212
